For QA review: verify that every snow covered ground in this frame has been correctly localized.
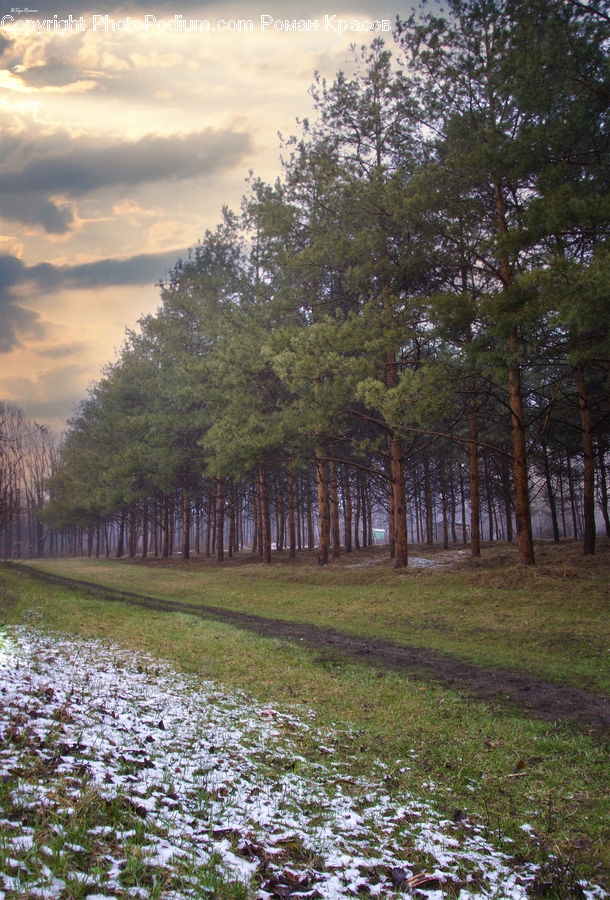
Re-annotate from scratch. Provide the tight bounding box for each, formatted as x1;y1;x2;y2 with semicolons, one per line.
0;625;605;899
344;551;469;570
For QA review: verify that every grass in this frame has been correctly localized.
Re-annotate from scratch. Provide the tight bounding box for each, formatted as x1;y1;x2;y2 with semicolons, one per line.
0;716;248;900
1;544;609;896
21;537;610;693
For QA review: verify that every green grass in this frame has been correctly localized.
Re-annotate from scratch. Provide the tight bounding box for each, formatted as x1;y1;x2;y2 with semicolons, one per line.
21;538;610;693
1;554;608;895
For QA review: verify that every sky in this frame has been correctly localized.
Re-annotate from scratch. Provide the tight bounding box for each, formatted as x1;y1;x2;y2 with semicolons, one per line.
0;0;410;435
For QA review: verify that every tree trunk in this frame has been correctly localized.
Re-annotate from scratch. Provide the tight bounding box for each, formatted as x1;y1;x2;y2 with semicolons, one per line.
343;467;352;553
182;478;190;560
228;481;235;559
251;483;259;554
287;466;296;558
194;503;200;555
168;498;174;556
354;472;361;550
36;511;45;558
329;456;341;558
598;444;610;537
215;477;224;563
205;493;212;557
558;466;568;538
499;451;513;543
276;477;285;552
449;473;457;544
414;471;422;543
567;453;579;538
361;475;368;548
440;472;449;550
508;341;535;564
116;511;125;558
459;471;468;545
424;458;434;547
484;450;494;543
141;501;148;558
258;462;272;564
162;493;170;558
306;469;314;551
388;436;408;566
296;477;302;551
387;472;395;559
468;387;481;557
315;450;330;565
542;440;560;542
496;173;534;565
575;361;596;555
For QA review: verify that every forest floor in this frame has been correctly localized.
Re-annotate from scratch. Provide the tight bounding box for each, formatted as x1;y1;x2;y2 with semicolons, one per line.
7;558;610;734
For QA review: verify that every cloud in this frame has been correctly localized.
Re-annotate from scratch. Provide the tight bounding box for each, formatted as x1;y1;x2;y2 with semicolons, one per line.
0;301;44;351
0;364;90;429
0;127;252;232
39;341;88;358
16;57;92;88
46;249;183;289
0;248;184;351
1;128;252;195
0;33;13;56
0;235;23;256
113;198;163;223
146;219;195;252
0;194;75;233
0;254;46;349
1;248;187;294
0;252;24;288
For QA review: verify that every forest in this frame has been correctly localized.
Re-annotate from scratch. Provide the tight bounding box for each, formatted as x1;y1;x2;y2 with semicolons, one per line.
2;0;609;567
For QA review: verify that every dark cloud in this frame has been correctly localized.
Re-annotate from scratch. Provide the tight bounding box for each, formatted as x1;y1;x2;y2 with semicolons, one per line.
0;254;45;350
0;248;184;351
0;253;24;290
0;127;251;232
0;194;75;233
0;249;185;300
0;129;252;195
31;249;184;290
0;255;46;351
0;303;42;351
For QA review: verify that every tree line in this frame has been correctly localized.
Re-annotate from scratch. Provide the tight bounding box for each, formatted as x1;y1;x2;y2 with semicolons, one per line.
0;402;55;558
26;0;610;566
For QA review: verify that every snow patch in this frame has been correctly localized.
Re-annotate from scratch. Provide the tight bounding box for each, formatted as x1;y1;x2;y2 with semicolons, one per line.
0;625;605;899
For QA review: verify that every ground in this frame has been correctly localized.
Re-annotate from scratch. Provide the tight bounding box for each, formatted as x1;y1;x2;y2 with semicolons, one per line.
10;544;609;735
